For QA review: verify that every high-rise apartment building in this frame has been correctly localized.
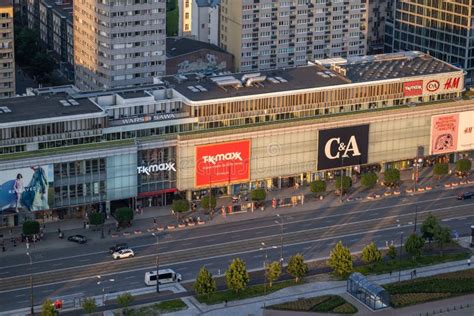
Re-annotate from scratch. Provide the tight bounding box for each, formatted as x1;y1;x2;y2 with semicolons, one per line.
178;0;192;36
367;0;387;54
191;0;220;46
385;0;474;82
73;0;166;91
0;0;15;98
219;0;368;72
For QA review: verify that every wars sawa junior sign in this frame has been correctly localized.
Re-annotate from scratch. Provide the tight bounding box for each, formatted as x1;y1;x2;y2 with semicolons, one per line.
317;125;369;170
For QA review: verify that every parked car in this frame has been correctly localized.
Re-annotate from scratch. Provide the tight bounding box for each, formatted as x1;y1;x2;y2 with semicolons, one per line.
67;235;87;244
457;192;474;200
112;248;135;260
109;242;128;254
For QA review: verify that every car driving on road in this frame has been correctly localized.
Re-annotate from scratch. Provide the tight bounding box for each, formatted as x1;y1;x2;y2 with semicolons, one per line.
112;248;135;260
457;192;474;200
67;235;87;244
109;243;128;254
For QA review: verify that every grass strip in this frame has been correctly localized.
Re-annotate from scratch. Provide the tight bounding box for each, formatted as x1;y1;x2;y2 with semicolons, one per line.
196;280;299;305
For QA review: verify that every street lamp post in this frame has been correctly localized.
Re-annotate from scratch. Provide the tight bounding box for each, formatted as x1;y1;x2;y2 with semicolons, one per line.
97;276;115;304
152;233;160;293
259;242;277;308
275;214;284;264
339;155;345;203
26;243;34;316
398;232;404;282
414;204;419;233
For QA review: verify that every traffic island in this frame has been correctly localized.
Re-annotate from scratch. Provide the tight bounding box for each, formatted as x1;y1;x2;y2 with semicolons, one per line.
265;295;357;314
383;268;474;308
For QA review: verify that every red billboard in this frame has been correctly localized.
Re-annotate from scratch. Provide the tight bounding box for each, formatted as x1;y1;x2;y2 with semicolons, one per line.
195;140;251;187
404;80;423;97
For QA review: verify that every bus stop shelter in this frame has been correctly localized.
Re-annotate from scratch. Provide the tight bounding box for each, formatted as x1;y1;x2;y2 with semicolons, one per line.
347;273;390;310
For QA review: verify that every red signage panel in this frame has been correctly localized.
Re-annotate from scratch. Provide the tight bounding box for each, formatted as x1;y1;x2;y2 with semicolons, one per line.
195;140;251;187
404;80;423;96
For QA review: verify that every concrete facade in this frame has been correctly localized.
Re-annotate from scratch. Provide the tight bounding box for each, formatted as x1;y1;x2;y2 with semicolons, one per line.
0;0;15;98
178;0;192;36
191;0;219;46
73;0;166;90
219;0;368;72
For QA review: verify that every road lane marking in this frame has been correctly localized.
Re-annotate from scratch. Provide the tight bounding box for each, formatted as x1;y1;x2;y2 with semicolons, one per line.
0;218;470;295
1;204;472;285
1;195;466;271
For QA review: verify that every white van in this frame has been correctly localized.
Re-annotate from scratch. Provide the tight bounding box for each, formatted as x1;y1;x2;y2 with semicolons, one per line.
144;269;182;286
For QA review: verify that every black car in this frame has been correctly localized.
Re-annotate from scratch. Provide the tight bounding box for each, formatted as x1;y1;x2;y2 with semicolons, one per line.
67;235;87;244
457;192;474;200
109;242;128;254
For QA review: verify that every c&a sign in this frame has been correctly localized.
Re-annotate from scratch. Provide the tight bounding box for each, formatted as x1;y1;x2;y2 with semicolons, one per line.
317;125;369;170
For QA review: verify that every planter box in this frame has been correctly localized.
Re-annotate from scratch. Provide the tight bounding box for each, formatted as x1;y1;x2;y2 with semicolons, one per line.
123;232;131;236
444;183;452;188
157;226;164;231
167;224;175;230
394;190;401;195
134;230;142;235
425;186;432;190
198;220;206;225
178;223;186;228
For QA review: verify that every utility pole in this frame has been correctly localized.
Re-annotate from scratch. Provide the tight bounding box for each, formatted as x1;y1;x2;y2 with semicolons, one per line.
414;204;418;233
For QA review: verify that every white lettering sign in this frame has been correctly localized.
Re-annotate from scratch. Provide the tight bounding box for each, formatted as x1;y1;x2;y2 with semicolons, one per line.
202;152;243;165
137;162;176;175
324;136;361;160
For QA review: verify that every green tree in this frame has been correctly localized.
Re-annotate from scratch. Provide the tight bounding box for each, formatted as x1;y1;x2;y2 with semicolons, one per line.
115;207;133;227
310;180;326;196
327;241;353;277
335;175;352;195
386;245;397;260
225;258;250;293
89;212;105;227
251;188;266;201
172;199;189;216
432;163;449;179
41;298;57;316
286;254;308;283
361;242;382;265
361;172;378;189
266;261;282;287
434;226;452;254
384;168;400;187
117;293;134;315
30;52;57;81
14;27;40;65
200;195;216;211
455;159;472;177
22;220;40;236
193;267;216;298
404;233;425;259
421;213;440;245
81;297;97;314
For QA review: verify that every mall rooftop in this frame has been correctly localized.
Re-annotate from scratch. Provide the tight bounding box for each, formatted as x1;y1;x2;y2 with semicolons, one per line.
167;51;461;102
0;93;103;125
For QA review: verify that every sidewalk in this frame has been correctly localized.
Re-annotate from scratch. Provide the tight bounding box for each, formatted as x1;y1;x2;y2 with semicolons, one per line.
169;255;474;316
0;166;472;256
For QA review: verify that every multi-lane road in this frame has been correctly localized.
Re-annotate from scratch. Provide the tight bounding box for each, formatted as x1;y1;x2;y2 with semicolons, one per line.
1;187;473;312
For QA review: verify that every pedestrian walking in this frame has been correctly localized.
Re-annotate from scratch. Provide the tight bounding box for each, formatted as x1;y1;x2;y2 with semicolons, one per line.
413;269;417;277
468;259;471;267
153;217;157;225
389;270;392;276
57;228;61;234
224;300;228;307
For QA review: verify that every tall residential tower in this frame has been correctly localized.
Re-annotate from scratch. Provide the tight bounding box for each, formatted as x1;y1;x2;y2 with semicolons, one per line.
73;0;166;90
0;0;15;98
219;0;368;72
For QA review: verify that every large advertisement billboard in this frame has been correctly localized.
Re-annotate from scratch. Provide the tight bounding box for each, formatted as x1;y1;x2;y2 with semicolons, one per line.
0;165;54;212
430;111;474;154
195;140;251;187
318;125;369;171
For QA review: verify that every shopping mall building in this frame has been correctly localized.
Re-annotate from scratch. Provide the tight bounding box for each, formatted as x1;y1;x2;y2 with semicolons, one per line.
1;51;473;227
